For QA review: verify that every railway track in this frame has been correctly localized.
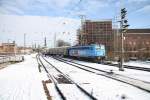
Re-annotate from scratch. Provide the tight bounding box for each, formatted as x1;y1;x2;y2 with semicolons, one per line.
36;54;66;99
51;56;150;72
36;54;98;100
49;55;150;93
103;63;150;72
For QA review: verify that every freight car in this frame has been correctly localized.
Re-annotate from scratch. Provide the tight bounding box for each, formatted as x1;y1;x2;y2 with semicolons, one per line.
47;46;69;56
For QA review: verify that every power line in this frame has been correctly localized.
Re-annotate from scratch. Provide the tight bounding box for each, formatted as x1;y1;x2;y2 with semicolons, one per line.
71;0;83;11
66;0;83;17
127;5;149;15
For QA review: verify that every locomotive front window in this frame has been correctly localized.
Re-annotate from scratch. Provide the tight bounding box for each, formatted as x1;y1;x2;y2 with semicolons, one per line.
96;48;101;50
101;46;105;49
95;46;101;50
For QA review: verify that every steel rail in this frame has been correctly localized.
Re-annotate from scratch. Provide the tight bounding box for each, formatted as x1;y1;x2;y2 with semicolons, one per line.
51;56;150;93
41;55;98;100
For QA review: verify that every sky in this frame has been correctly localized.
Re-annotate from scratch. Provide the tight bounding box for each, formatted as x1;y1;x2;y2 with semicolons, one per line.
0;0;150;47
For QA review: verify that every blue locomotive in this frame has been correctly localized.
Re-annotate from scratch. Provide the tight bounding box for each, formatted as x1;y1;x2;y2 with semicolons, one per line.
47;44;105;62
68;44;105;62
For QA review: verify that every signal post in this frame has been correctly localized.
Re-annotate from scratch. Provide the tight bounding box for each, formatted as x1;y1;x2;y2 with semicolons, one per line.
119;8;129;71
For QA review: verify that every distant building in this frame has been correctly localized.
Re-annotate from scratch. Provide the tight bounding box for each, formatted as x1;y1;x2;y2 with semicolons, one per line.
0;41;17;55
0;42;33;55
77;20;113;58
17;47;33;54
0;45;3;53
114;29;150;60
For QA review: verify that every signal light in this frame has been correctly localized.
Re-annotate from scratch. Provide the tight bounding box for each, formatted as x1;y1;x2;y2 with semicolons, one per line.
122;25;130;33
124;20;128;24
121;8;127;19
121;8;127;14
123;24;130;28
120;8;129;33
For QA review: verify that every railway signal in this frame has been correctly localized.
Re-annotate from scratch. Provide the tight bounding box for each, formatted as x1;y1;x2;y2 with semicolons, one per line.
121;8;126;19
121;8;129;33
119;8;129;71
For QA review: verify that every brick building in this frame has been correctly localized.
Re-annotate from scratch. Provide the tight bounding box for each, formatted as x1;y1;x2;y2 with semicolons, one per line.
0;42;17;55
77;20;113;58
18;47;33;54
114;29;150;60
77;19;150;60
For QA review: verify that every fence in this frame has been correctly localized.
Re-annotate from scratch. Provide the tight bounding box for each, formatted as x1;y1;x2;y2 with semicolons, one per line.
0;55;23;64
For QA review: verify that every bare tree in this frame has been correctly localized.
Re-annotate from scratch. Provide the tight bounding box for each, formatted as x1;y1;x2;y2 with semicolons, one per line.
56;39;70;47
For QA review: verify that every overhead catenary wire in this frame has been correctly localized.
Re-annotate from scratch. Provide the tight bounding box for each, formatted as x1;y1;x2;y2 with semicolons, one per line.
66;0;84;17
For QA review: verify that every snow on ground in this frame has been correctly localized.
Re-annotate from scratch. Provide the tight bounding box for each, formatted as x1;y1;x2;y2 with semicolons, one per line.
124;61;150;68
46;84;62;100
81;83;150;100
47;84;91;100
63;58;150;83
40;56;93;100
45;56;150;100
0;54;47;100
112;60;150;68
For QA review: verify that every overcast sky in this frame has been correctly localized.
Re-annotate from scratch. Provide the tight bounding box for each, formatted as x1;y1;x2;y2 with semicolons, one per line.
0;15;80;47
0;0;150;47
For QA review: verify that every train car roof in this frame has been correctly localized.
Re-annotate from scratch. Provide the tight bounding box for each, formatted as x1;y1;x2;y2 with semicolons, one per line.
49;46;70;49
69;44;104;49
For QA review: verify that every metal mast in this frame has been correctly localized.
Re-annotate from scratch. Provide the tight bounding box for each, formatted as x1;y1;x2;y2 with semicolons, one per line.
24;33;26;55
119;8;129;71
79;14;86;45
44;37;47;47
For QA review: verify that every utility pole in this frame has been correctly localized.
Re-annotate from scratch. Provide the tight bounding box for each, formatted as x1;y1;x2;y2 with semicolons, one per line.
44;37;47;47
79;14;86;45
13;41;16;56
119;8;129;71
54;33;56;47
35;43;36;49
24;33;26;55
7;39;10;53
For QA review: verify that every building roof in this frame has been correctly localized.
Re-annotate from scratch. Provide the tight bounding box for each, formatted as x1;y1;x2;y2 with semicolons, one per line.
113;29;150;34
85;19;112;22
127;29;150;33
2;43;16;46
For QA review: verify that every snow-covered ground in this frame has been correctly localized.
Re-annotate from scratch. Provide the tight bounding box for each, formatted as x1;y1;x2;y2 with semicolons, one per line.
47;84;92;100
112;60;150;68
0;55;23;63
124;61;150;68
44;56;150;100
40;56;94;100
62;57;150;83
0;54;47;100
1;54;150;100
